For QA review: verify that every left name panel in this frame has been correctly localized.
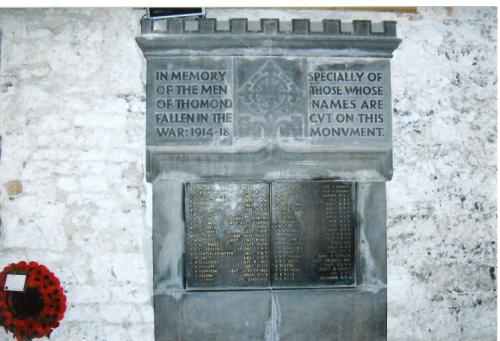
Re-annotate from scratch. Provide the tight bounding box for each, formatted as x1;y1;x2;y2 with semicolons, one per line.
185;182;271;290
147;57;234;146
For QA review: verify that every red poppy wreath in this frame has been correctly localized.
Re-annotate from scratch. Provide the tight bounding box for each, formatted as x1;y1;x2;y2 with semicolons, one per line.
0;261;66;341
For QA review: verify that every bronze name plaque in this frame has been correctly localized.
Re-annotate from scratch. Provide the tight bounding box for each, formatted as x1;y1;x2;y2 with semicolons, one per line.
272;182;356;287
185;182;271;289
185;181;356;290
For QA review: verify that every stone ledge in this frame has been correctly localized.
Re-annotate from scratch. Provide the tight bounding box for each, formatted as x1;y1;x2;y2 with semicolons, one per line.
146;146;393;182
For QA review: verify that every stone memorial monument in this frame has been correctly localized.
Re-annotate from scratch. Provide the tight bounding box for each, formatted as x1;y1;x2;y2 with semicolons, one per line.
137;17;400;341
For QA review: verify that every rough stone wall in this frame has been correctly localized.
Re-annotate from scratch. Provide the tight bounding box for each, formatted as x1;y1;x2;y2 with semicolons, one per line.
0;7;496;341
0;8;154;340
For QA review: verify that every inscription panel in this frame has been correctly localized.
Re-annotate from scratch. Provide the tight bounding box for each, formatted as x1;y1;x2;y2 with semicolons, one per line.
147;57;234;146
307;61;391;144
185;182;270;289
146;57;392;148
272;181;356;287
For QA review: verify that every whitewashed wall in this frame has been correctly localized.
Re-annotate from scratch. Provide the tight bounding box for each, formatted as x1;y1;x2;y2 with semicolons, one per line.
0;7;496;341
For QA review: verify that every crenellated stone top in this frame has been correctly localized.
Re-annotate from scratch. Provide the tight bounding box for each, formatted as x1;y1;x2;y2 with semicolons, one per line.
137;18;401;58
141;18;397;36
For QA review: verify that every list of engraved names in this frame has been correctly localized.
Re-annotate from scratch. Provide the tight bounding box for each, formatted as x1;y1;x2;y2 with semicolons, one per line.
185;181;356;289
185;182;270;289
272;182;355;286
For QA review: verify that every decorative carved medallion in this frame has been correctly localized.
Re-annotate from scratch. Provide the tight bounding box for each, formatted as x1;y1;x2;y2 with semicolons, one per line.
237;60;305;138
239;60;302;114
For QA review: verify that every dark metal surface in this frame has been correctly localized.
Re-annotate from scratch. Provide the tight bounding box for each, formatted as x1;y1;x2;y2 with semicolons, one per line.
185;182;271;289
271;181;356;287
185;181;356;289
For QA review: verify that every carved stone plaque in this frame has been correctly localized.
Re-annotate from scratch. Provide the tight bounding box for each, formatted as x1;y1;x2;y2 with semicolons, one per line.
148;57;234;146
146;57;390;145
185;182;270;289
235;58;307;138
307;61;391;144
272;181;356;287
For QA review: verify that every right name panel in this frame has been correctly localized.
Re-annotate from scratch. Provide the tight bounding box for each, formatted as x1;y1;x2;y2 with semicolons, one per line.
271;181;356;287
